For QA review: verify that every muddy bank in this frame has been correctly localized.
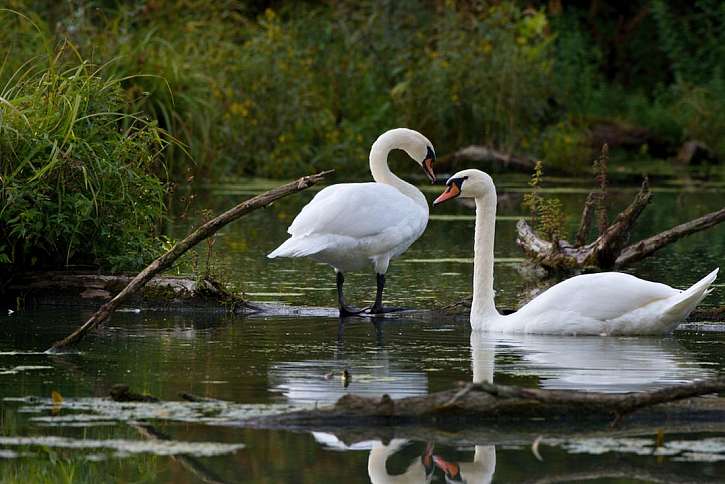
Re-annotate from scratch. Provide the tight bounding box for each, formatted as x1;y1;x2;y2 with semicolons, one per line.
3;272;250;312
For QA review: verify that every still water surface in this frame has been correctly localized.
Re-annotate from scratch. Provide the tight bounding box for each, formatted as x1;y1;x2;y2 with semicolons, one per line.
1;174;724;482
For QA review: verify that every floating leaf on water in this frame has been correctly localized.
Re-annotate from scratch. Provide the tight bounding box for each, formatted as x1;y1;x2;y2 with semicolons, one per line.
51;390;63;404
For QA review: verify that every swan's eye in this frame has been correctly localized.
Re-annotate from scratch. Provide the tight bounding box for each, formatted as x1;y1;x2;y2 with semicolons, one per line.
451;176;467;190
426;146;435;161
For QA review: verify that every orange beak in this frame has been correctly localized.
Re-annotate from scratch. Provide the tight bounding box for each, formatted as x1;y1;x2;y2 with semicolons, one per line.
423;158;436;183
433;183;460;205
433;455;460;477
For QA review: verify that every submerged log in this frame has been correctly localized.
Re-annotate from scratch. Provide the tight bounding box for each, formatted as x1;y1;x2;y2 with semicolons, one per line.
47;170;334;352
106;379;725;429
257;378;725;427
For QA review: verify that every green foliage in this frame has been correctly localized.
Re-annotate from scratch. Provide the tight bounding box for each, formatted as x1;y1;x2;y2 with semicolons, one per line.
1;1;563;179
539;119;591;172
0;43;170;275
651;0;725;85
522;160;566;242
390;2;554;154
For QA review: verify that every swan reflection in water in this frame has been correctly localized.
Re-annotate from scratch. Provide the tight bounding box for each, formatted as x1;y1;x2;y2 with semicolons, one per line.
308;327;711;483
267;328;429;404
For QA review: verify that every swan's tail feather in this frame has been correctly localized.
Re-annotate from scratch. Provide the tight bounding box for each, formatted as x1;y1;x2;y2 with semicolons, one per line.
663;267;719;321
267;236;329;259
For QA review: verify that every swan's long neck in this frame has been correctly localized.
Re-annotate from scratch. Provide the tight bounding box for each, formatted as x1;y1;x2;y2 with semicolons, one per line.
471;189;500;326
369;134;427;210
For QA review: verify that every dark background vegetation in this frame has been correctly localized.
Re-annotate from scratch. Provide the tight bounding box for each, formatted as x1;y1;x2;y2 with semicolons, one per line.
1;0;723;278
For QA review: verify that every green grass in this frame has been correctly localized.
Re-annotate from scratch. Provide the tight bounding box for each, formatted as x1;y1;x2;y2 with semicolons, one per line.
0;41;172;276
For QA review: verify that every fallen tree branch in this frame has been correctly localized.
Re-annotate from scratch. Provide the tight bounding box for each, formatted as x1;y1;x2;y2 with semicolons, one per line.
46;170;334;352
616;207;725;268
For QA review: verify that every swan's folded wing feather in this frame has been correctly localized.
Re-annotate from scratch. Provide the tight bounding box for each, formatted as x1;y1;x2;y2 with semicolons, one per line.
520;272;679;321
288;183;425;239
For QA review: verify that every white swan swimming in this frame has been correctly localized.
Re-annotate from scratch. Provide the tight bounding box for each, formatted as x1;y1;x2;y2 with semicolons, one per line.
268;128;436;315
433;169;719;335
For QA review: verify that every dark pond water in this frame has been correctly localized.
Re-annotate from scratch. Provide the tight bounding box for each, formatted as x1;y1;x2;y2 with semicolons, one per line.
1;174;724;482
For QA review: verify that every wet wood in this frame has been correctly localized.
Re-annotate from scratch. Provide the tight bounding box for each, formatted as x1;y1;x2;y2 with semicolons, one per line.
616;207;725;267
517;178;652;270
255;378;725;427
574;192;597;246
46;170;334;352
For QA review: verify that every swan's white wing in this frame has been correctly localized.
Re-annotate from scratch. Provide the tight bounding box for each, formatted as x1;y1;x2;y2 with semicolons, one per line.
518;272;678;321
288;182;426;239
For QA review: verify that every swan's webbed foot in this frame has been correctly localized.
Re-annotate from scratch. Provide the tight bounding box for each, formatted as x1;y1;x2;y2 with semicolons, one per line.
338;304;367;317
367;304;407;314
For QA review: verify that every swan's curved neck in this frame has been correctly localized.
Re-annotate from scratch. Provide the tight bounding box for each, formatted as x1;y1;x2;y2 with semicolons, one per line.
369;134;427;210
471;188;500;326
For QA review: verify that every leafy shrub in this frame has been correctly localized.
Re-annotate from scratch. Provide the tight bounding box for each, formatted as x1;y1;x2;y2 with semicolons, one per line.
0;46;170;275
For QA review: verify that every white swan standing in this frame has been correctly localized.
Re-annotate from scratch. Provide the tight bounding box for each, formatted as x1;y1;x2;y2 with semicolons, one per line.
433;169;719;335
268;128;436;315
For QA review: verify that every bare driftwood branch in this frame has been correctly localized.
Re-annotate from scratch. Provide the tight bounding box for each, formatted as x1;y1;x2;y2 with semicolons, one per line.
594;144;610;234
516;178;651;270
47;170;334;352
574;192;596;246
258;378;725;427
616;207;725;268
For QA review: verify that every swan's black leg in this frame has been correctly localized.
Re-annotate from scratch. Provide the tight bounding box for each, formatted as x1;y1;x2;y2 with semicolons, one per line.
369;273;407;314
336;271;365;317
370;273;386;313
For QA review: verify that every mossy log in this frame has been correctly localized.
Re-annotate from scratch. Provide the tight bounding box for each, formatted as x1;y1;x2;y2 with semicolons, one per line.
47;170;333;352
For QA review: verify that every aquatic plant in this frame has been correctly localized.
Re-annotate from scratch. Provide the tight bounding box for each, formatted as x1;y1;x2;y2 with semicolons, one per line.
522;160;566;243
